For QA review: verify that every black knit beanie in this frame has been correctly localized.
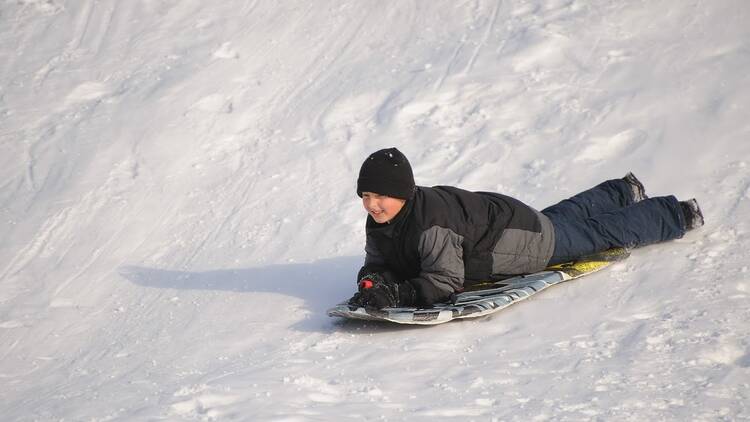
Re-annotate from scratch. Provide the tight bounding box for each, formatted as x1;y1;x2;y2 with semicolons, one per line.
357;148;415;199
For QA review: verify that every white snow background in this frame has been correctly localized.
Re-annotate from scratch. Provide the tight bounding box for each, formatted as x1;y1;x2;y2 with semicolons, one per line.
2;0;749;420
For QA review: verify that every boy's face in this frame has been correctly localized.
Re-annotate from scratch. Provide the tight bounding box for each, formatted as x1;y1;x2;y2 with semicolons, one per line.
362;192;406;224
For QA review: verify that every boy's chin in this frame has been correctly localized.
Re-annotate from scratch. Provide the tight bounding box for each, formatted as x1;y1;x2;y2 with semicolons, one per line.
370;213;391;223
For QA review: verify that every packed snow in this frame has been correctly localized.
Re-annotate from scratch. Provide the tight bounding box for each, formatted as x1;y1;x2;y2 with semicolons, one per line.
2;0;749;420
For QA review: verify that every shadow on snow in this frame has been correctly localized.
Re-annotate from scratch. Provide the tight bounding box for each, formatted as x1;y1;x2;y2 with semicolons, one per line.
119;256;428;333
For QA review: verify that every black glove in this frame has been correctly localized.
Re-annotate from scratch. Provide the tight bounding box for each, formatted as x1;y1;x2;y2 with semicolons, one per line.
348;273;416;309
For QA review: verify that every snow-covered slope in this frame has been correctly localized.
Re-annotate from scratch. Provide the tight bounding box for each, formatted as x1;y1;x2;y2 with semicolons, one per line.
2;0;749;420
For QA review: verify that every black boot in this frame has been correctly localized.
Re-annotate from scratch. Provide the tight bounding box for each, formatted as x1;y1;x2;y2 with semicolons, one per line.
623;172;648;203
679;198;704;230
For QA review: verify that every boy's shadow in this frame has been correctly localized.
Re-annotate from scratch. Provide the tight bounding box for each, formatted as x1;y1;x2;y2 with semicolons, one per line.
119;256;423;333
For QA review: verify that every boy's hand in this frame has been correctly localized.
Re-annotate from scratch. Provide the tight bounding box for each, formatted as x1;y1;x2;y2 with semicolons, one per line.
348;274;416;309
357;272;386;291
357;279;400;308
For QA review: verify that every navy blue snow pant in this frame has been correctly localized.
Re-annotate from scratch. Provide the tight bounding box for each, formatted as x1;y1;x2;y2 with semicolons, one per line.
542;178;687;265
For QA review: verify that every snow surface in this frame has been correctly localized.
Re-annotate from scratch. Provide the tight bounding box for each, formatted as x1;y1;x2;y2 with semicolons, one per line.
1;0;749;420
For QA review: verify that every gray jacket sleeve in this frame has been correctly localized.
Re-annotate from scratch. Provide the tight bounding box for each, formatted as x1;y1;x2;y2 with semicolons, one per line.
409;225;465;304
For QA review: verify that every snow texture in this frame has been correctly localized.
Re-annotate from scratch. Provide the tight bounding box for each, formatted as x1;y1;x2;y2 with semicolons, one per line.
1;0;749;420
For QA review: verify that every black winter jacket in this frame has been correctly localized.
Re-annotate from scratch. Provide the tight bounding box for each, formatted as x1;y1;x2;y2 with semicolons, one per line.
358;186;555;306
